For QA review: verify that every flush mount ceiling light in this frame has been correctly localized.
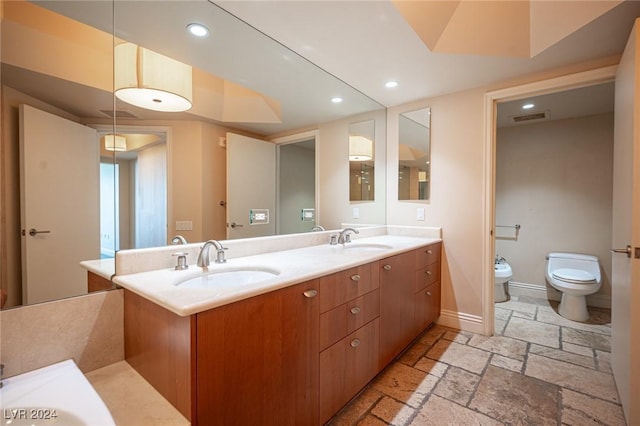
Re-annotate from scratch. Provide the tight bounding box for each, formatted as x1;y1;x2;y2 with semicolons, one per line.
385;81;399;88
522;103;535;109
187;23;209;37
349;135;373;161
115;42;193;112
331;97;343;103
104;134;127;152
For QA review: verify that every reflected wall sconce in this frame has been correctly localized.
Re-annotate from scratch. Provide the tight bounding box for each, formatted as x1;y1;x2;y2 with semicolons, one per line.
349;135;373;161
104;134;127;152
115;42;193;112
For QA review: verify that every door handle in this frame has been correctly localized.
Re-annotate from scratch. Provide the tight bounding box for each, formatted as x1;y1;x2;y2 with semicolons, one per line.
611;245;631;259
229;222;244;228
23;228;51;237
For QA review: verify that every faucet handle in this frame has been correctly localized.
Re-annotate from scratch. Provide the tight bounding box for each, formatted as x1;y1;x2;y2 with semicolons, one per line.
172;252;189;270
329;234;338;245
215;247;228;264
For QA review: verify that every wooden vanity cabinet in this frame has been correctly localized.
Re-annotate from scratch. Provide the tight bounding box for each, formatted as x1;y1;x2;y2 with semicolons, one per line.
124;279;320;426
379;251;417;368
124;242;442;426
414;244;442;335
318;263;380;424
195;279;320;426
87;271;114;293
379;242;442;369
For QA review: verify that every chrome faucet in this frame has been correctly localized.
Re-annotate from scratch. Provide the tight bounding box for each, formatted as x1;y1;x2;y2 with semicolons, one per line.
171;235;187;245
311;225;325;232
337;227;359;244
197;240;227;267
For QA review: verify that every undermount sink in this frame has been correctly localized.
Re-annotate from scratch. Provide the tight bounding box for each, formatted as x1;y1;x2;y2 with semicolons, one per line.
342;243;393;251
176;267;280;289
0;360;115;426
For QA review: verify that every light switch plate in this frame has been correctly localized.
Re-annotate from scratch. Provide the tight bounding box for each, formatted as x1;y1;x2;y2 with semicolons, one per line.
417;208;425;221
353;207;360;219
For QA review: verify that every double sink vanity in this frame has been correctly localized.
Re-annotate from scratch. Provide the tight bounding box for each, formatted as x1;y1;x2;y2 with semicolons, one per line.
112;227;442;425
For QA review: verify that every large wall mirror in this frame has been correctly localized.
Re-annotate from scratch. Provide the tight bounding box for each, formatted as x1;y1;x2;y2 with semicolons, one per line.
0;0;385;309
398;108;431;201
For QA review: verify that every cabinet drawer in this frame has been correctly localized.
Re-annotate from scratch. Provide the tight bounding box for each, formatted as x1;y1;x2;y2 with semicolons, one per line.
319;318;379;425
415;243;441;270
319;262;379;313
414;262;441;292
414;281;441;334
320;289;380;351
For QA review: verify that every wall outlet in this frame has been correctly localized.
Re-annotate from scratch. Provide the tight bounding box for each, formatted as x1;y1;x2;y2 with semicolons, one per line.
353;207;360;219
416;207;425;221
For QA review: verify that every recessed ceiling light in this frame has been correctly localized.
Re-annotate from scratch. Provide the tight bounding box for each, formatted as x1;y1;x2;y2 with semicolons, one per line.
331;97;343;103
187;23;209;37
522;103;535;110
385;81;398;88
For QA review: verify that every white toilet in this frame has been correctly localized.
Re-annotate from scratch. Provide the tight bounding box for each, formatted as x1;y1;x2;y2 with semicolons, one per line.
545;252;602;322
494;261;512;303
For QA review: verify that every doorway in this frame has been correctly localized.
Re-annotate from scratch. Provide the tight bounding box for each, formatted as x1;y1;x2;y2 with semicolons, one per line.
483;66;617;334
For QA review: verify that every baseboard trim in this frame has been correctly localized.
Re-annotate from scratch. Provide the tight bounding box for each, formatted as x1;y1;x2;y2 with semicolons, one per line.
507;281;611;309
437;309;485;334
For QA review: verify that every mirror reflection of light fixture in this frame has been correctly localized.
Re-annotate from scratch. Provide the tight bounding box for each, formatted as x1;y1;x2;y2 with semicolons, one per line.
349;136;373;161
115;42;193;112
104;134;127;152
418;170;428;182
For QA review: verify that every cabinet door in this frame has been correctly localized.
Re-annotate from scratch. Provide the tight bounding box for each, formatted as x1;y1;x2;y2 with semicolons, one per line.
414;280;441;335
319;318;379;424
379;251;416;368
195;280;319;426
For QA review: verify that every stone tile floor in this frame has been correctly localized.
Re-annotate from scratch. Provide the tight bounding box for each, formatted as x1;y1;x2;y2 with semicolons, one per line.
329;296;626;426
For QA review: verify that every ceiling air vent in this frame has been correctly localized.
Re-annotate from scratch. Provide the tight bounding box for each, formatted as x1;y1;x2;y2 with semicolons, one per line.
99;109;139;119
511;111;547;123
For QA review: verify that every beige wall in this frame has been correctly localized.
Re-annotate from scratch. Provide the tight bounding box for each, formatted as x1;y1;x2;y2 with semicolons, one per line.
387;89;486;319
0;289;124;377
496;113;614;304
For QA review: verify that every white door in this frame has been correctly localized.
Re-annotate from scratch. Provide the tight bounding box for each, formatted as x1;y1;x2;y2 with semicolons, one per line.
226;132;276;239
20;104;100;304
612;19;640;424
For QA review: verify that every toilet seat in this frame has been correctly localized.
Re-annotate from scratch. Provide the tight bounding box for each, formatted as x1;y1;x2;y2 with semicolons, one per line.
552;268;596;284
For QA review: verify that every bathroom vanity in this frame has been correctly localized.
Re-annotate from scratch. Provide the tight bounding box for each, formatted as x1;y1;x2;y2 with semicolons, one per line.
118;236;441;425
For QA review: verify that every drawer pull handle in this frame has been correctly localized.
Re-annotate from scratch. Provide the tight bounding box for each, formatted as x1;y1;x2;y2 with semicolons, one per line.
350;338;361;348
350;274;361;282
303;289;318;298
426;249;433;255
383;264;392;271
426;270;432;276
350;306;361;315
426;291;432;296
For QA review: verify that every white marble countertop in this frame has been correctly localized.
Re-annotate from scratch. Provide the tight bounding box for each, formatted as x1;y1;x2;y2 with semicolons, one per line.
113;235;440;316
80;258;115;280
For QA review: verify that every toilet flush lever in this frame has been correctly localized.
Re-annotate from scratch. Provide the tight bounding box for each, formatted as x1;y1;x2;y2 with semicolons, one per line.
611;245;632;259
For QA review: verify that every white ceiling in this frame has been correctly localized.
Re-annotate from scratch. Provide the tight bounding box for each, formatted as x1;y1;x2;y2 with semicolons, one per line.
217;0;640;107
12;1;640;136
